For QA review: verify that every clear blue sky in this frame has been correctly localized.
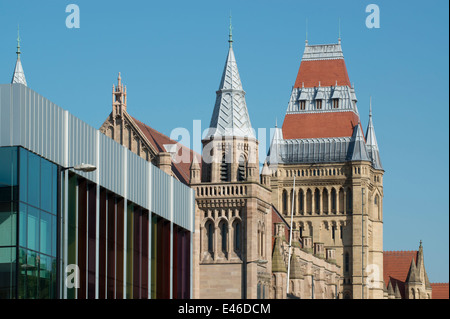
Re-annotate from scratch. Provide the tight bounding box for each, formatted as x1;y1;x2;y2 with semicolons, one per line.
0;0;448;283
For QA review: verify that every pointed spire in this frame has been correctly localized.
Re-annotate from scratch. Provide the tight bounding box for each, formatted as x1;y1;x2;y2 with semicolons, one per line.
406;257;420;284
267;124;284;169
347;123;370;162
207;23;255;139
12;25;27;86
365;97;383;170
387;280;395;296
272;237;287;273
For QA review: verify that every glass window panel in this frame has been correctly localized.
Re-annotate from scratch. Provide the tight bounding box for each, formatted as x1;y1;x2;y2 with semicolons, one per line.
19;203;27;247
27;207;40;251
51;215;57;257
0;247;16;299
38;254;53;299
40;211;52;256
40;160;52;213
27;152;40;208
0;147;18;202
52;165;58;215
19;148;28;203
0;202;17;247
26;250;38;299
18;248;27;299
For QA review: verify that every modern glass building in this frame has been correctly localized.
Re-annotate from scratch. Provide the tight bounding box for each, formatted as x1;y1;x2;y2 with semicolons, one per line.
0;83;195;299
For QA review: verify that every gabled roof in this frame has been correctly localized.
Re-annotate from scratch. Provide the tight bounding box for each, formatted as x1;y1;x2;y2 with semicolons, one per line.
206;40;255;139
131;116;201;185
383;250;419;299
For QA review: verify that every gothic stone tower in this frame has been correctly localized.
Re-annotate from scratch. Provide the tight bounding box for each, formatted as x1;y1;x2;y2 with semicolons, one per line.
190;31;272;299
267;40;384;299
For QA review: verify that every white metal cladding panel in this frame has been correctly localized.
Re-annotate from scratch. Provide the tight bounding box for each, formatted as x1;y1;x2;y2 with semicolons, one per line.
126;150;149;209
67;113;98;183
151;165;171;220
98;132;124;196
0;84;66;164
173;180;192;230
0;85;13;146
1;84;194;229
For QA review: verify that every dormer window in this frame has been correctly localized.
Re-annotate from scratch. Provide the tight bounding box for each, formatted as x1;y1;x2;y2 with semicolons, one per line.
316;99;323;109
315;89;325;110
331;88;341;109
299;100;306;110
333;99;339;109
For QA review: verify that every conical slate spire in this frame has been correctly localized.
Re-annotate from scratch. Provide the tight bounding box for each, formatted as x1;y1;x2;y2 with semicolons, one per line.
267;123;284;169
207;28;255;139
347;123;370;162
365;98;383;169
12;26;27;86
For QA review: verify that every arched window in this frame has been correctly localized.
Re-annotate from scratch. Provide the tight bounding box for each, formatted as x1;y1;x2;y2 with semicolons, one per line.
331;188;337;212
306;189;312;214
205;220;214;253
315;189;321;214
220;154;229;182
233;220;242;253
346;189;353;213
282;190;288;213
238;154;247;181
219;220;228;254
345;252;350;273
299;189;304;214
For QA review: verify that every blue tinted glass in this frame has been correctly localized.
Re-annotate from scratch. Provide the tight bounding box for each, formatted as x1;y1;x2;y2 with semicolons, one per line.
52;165;58;215
0;147;18;202
19;203;27;247
27;207;40;251
51;215;57;257
0;202;16;247
40;160;52;213
40;211;52;256
38;254;55;299
18;248;26;299
26;250;38;298
27;152;40;207
19;148;28;202
0;247;16;298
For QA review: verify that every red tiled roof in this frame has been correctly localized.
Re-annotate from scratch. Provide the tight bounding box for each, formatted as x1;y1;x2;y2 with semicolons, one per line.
431;283;449;299
294;59;351;88
282;111;361;140
383;251;418;299
131;116;201;186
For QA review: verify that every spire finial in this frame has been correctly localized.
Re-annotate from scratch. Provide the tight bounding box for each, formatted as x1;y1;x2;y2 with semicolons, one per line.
228;13;233;47
275;117;278;128
369;96;372;117
338;17;341;43
420;240;423;248
305;18;308;45
16;25;21;56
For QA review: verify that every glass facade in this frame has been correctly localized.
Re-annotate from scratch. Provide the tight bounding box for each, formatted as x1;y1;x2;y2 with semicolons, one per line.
0;147;58;299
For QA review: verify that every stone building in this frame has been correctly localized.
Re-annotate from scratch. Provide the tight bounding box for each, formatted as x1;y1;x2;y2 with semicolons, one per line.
266;39;385;299
383;241;433;299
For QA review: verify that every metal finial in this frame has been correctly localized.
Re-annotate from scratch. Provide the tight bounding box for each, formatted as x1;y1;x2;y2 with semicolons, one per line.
228;13;233;47
305;18;308;45
420;240;423;247
369;96;372;117
338;17;341;43
16;25;21;56
275;117;278;128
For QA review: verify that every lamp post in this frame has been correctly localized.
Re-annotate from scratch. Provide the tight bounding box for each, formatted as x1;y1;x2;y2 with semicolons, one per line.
57;163;96;299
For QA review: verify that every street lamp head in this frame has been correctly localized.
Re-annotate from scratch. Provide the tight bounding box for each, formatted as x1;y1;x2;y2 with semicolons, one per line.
73;163;97;172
